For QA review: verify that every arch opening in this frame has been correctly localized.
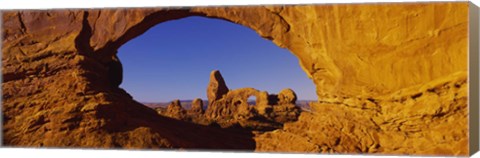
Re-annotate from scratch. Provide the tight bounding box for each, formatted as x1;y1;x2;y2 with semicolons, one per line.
115;16;317;109
247;96;257;106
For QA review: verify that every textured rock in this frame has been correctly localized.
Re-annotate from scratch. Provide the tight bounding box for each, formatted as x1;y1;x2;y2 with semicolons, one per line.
206;87;263;121
188;98;204;115
150;70;302;131
205;86;301;130
164;100;188;120
204;70;299;126
157;84;300;131
277;88;297;105
1;2;470;156
207;70;229;104
267;103;301;123
256;72;468;155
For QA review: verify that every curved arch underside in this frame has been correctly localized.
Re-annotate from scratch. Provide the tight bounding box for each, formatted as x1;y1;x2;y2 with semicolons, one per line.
1;2;470;156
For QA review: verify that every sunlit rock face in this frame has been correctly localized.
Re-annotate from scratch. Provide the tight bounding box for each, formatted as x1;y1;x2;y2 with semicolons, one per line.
188;98;204;115
1;2;470;156
150;70;302;131
164;99;188;120
206;70;229;108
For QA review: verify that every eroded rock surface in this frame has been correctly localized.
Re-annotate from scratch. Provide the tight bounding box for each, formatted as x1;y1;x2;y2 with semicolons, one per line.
204;87;302;131
256;72;468;155
207;70;229;104
164;100;188;120
277;89;297;105
158;70;302;131
188;98;205;115
1;2;470;156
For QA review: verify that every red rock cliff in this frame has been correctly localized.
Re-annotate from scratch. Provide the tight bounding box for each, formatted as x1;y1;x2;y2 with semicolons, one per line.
1;2;470;156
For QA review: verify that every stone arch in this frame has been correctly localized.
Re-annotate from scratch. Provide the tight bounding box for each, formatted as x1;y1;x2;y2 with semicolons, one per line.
205;87;269;119
247;96;257;106
1;3;469;154
222;88;269;106
87;8;292;61
3;8;297;148
3;4;467;101
83;8;302;95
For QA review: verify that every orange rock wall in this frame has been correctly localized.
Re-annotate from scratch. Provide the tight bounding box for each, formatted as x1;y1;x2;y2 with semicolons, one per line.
1;2;470;156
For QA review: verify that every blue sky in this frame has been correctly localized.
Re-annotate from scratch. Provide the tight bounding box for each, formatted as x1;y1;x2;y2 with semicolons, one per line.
117;16;317;102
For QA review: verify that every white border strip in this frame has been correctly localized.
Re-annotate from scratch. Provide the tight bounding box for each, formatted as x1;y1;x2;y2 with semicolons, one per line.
0;148;457;158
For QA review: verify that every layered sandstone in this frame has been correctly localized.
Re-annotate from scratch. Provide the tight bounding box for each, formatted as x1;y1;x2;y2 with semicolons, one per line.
1;2;470;156
256;72;468;155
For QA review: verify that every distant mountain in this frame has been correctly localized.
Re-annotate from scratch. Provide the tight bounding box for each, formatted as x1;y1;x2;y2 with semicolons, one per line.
296;100;315;111
142;100;316;111
143;100;209;110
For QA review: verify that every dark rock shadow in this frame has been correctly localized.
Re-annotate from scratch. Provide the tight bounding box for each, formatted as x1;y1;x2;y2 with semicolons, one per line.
93;88;256;151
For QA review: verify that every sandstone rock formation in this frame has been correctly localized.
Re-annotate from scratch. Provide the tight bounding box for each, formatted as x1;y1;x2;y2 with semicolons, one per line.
256;72;468;155
164;100;188;120
156;71;302;131
1;2;470;156
277;88;297;105
202;70;302;130
155;99;209;125
188;98;204;115
207;70;229;104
